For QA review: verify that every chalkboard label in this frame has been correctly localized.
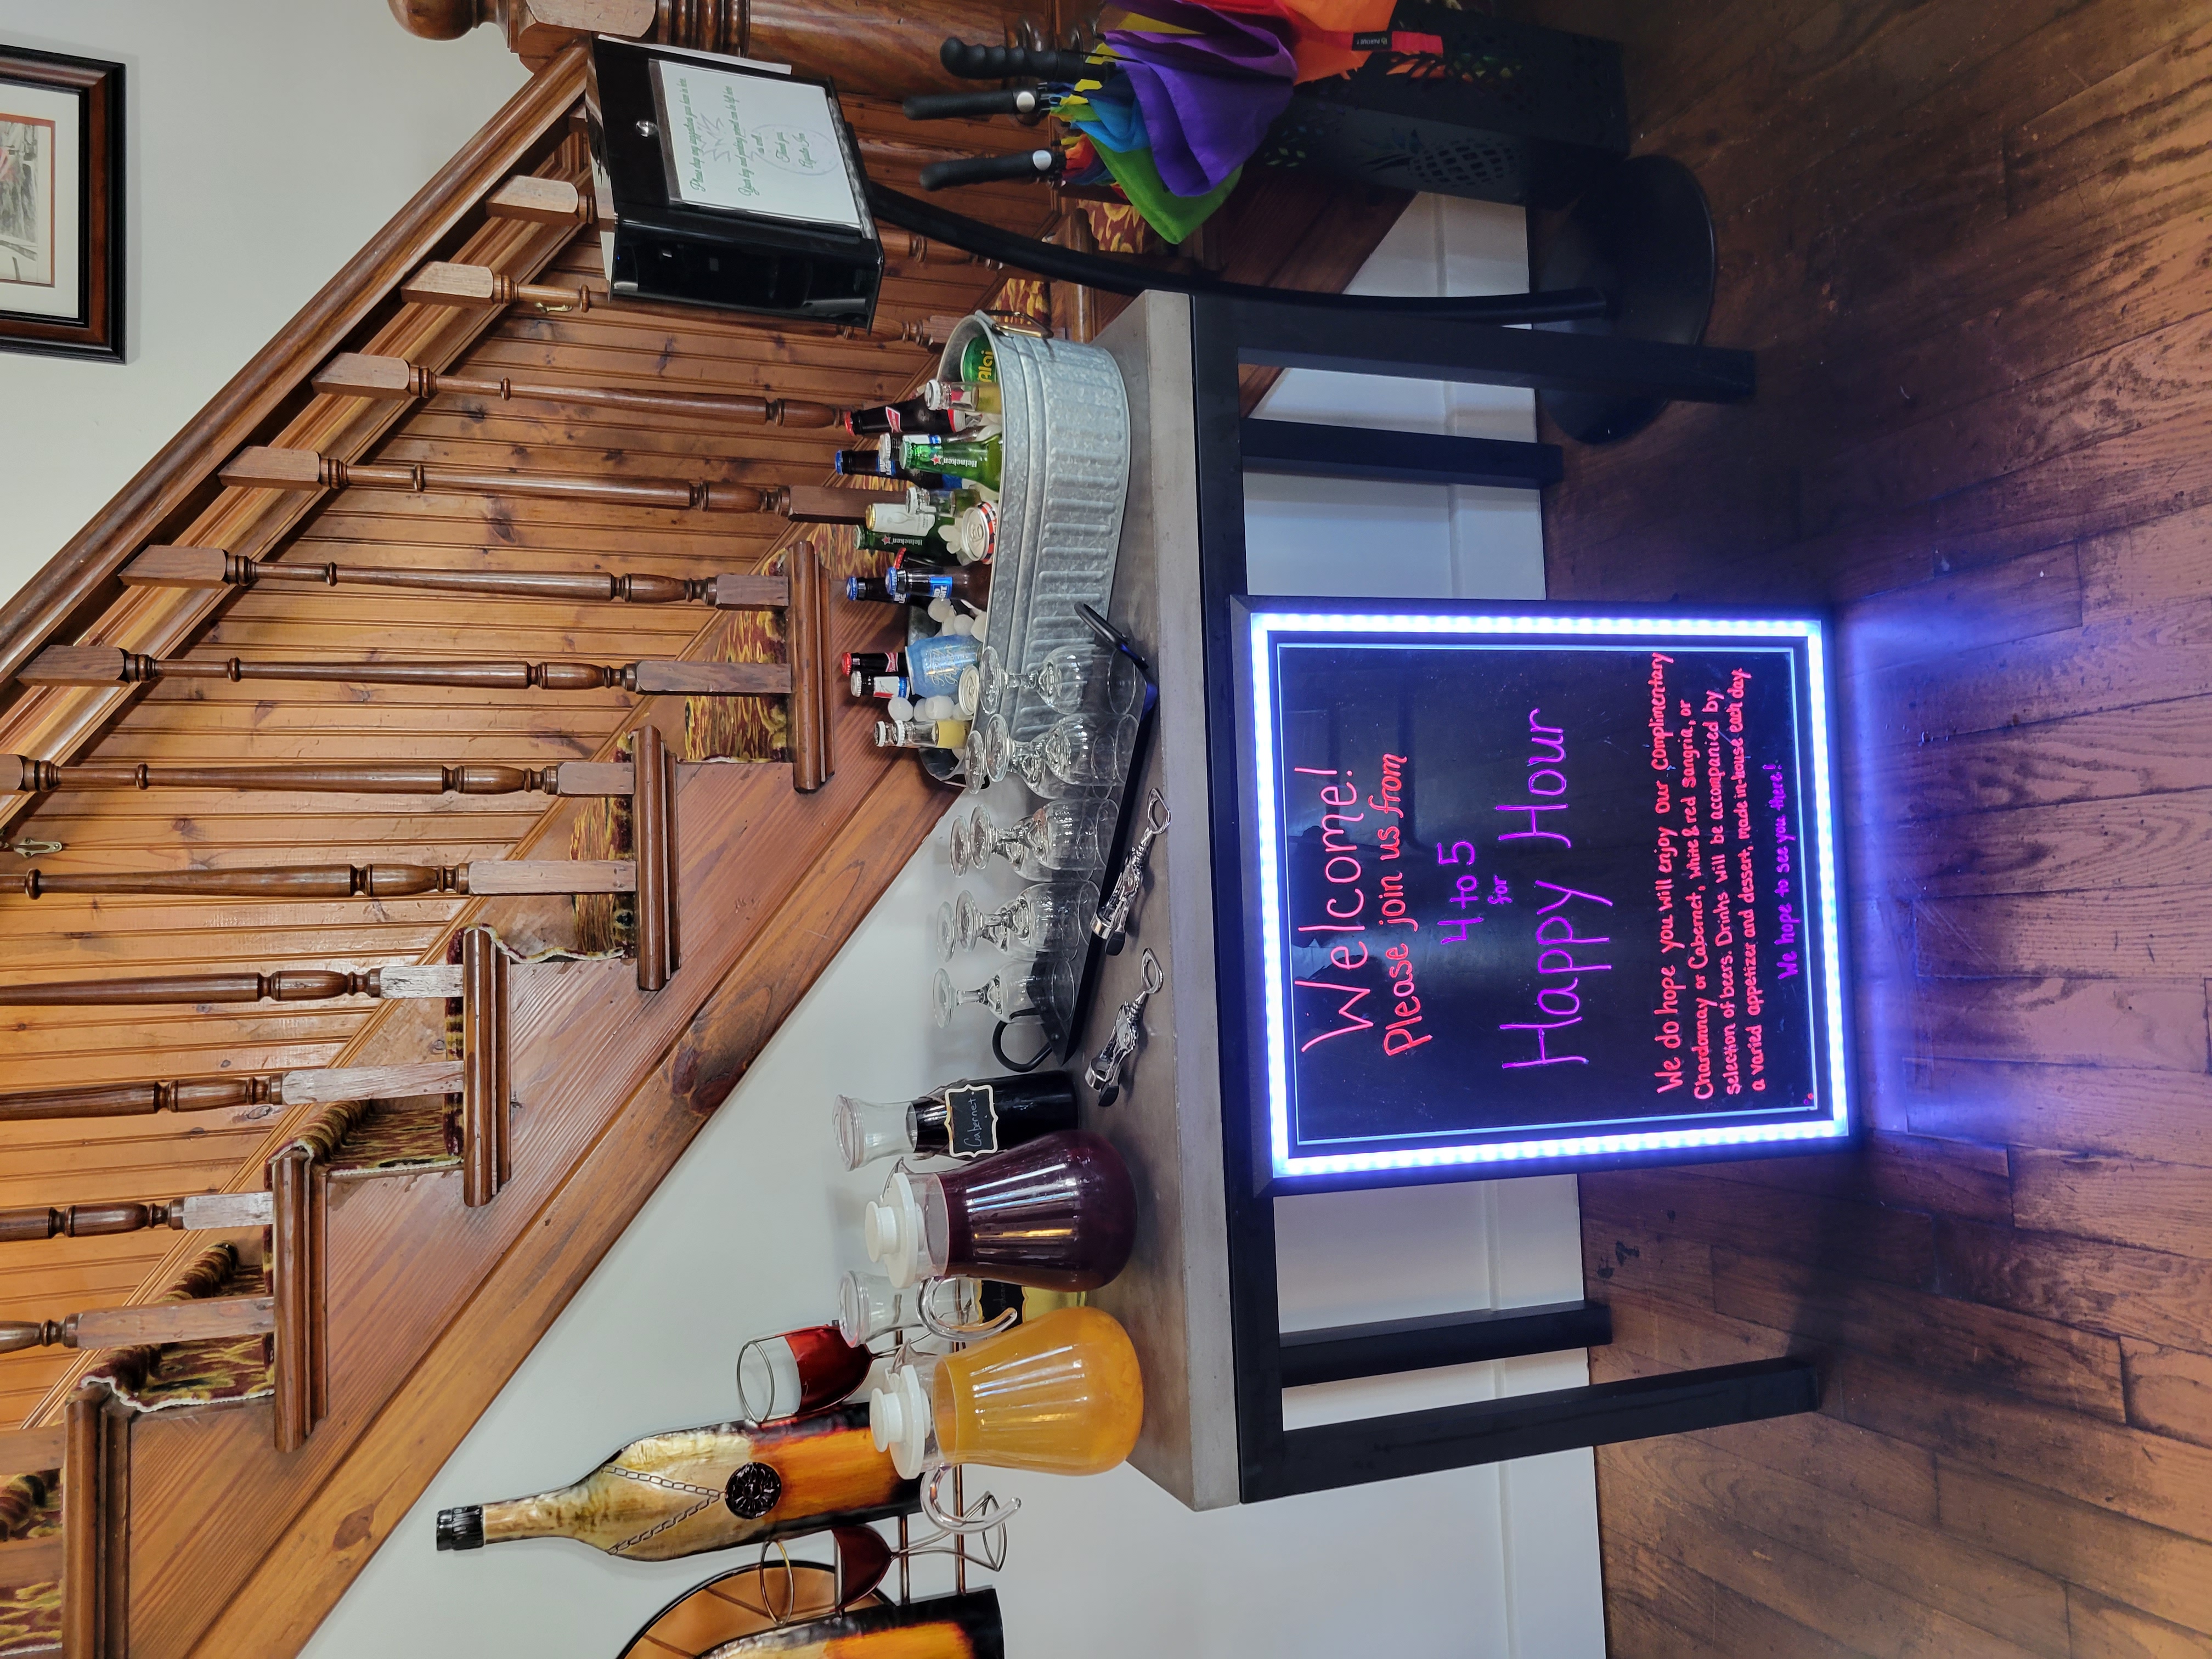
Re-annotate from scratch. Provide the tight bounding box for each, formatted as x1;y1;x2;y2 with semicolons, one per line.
1235;605;1850;1186
944;1085;1000;1158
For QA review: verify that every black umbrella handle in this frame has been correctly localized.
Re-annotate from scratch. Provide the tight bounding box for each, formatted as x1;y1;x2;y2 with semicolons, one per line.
917;149;1065;191
940;38;1099;82
901;88;1046;121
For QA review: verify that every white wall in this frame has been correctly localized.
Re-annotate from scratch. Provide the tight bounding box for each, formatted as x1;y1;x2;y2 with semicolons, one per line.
304;194;1604;1659
0;1;526;605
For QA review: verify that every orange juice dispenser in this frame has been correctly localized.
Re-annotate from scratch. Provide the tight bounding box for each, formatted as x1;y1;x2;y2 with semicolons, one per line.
868;1306;1143;1481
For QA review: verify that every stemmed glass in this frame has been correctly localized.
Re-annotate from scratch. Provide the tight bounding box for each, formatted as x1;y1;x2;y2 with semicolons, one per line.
967;712;1136;799
949;799;1114;881
965;644;1144;720
938;881;1099;958
931;954;1078;1028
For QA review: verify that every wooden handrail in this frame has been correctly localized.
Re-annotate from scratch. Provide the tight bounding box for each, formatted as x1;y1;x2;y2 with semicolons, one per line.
0;46;591;687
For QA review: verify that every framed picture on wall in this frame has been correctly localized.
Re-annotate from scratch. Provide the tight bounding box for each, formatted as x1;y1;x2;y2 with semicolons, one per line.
0;44;123;362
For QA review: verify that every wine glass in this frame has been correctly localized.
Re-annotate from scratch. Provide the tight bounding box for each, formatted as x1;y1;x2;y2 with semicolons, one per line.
1032;644;1143;716
951;881;1099;957
970;712;1137;799
968;644;1142;720
931;955;1079;1028
956;799;1114;881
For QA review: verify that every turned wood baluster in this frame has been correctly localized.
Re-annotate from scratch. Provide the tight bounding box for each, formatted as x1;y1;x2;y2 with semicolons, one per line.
6;755;567;795
19;645;792;697
0;968;381;1006
0;1075;279;1121
483;173;595;227
402;259;953;345
0;1201;184;1243
480;175;998;275
889;232;1002;270
401;259;600;314
0;1297;276;1355
313;349;842;428
121;543;793;609
8;863;471;900
218;443;790;515
0;1062;464;1124
1;859;634;900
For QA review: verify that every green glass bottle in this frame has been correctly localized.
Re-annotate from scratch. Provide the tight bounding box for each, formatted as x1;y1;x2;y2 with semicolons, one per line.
897;433;1001;493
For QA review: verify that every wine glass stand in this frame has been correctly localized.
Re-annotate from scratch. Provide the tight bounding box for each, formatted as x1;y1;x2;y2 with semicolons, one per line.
1074;290;1819;1508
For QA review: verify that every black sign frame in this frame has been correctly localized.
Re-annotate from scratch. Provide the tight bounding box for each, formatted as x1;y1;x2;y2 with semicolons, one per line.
1223;595;1854;1195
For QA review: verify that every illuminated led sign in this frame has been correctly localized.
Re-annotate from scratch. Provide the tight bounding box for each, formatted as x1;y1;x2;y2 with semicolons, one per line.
1233;602;1852;1188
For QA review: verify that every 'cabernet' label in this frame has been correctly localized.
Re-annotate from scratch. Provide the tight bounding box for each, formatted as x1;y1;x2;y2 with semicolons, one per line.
944;1085;1000;1158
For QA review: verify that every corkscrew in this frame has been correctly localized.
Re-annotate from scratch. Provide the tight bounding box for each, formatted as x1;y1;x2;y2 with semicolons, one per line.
1092;788;1169;954
1083;949;1165;1108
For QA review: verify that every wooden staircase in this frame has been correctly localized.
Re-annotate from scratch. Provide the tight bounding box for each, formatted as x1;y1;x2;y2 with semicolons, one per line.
0;45;1053;1658
0;19;1406;1651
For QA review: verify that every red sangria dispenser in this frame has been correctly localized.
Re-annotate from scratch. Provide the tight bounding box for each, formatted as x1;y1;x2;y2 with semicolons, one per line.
862;1130;1136;1293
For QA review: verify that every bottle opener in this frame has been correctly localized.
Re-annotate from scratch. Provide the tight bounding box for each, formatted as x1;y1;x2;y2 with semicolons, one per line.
1084;949;1166;1108
1092;789;1170;955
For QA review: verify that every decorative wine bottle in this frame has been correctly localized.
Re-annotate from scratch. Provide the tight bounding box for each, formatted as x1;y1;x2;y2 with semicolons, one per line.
435;1403;917;1562
833;1071;1080;1170
679;1589;1005;1657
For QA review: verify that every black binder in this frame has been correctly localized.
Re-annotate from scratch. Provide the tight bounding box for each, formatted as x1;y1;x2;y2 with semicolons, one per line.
585;38;882;326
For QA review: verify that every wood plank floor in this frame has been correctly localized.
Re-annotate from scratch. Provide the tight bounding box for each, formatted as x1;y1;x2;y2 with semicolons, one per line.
1503;0;2212;1653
